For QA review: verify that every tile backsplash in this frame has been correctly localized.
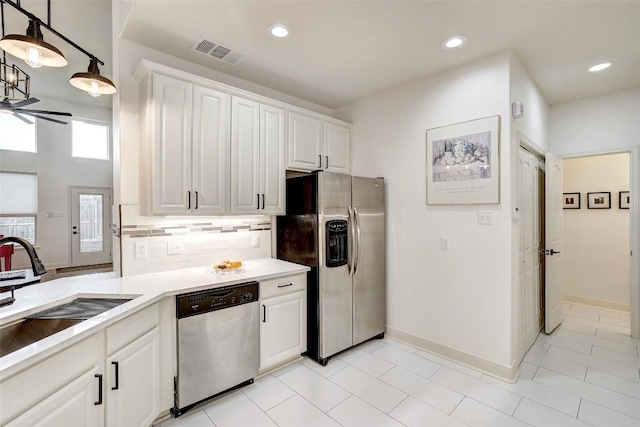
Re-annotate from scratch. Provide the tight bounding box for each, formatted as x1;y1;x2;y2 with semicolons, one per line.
119;205;273;276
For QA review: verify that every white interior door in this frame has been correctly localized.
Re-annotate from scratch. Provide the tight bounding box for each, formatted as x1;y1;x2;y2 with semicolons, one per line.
71;187;112;267
545;152;564;333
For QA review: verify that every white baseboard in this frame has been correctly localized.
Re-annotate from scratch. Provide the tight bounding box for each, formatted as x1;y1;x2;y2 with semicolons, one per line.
385;326;518;382
563;294;630;313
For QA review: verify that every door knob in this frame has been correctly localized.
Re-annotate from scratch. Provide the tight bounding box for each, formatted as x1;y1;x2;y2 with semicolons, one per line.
545;249;561;255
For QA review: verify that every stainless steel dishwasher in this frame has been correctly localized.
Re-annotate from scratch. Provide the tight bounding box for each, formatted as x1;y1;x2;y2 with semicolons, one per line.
173;281;259;417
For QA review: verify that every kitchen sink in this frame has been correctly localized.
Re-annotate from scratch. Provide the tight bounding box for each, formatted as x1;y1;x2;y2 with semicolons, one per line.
28;297;132;320
0;318;84;358
0;297;133;358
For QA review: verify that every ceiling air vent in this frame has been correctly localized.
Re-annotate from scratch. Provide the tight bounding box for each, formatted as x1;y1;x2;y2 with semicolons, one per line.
191;38;245;65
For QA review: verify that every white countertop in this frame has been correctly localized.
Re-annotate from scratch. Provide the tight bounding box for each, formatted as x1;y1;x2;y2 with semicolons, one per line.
0;258;309;379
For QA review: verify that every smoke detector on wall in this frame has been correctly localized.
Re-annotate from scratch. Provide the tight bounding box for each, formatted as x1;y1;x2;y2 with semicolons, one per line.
191;38;245;65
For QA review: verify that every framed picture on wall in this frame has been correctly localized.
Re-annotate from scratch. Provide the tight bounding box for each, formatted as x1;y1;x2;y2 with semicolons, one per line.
587;192;611;209
619;191;630;209
426;115;500;205
563;192;580;209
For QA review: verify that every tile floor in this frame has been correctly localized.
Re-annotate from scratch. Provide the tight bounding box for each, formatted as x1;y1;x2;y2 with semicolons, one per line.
159;303;639;427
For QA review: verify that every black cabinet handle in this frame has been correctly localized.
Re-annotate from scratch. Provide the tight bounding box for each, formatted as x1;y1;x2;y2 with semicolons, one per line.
277;283;293;288
187;191;191;210
94;374;103;405
325;156;329;170
318;154;322;168
261;194;265;210
111;361;119;390
195;191;199;209
256;194;260;210
262;304;266;322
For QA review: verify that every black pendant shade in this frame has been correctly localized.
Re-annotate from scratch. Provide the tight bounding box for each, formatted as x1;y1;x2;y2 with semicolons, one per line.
0;20;67;68
69;58;117;97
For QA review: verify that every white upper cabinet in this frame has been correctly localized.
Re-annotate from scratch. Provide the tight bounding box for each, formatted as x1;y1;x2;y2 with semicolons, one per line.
288;110;351;174
323;122;351;174
143;73;230;215
192;86;230;214
288;111;323;171
231;97;285;214
136;60;352;215
150;73;193;215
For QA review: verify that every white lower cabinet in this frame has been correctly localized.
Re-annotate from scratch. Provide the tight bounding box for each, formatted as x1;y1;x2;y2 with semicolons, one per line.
0;303;167;427
6;366;103;427
259;274;307;371
106;327;160;427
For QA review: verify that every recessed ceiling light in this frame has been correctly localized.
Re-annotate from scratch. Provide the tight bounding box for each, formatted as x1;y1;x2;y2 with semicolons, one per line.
441;36;467;50
588;61;614;72
268;24;291;38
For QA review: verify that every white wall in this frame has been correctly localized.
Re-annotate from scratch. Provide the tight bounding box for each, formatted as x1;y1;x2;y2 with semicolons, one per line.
550;87;640;156
563;153;630;309
0;96;112;270
337;52;515;374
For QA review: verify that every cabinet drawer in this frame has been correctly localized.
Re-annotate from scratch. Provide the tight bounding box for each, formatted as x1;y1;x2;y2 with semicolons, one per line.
106;304;159;355
260;273;306;300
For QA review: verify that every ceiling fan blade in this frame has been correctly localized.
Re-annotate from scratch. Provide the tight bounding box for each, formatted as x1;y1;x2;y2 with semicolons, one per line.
12;112;34;124
29;114;68;125
15;108;72;117
13;98;40;108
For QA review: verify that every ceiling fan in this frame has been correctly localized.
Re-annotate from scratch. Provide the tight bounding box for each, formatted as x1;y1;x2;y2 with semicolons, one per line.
0;97;71;125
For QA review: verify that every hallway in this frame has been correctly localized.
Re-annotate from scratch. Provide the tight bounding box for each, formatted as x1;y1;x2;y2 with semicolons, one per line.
159;303;638;427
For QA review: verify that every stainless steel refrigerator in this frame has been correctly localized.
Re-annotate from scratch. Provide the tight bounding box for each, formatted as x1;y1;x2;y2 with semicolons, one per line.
277;172;385;365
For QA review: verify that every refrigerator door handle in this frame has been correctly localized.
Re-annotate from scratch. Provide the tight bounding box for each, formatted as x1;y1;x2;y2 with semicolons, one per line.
353;206;361;276
348;207;355;276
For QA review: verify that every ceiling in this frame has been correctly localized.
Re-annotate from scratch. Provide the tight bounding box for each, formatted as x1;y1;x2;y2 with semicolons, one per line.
2;1;639;111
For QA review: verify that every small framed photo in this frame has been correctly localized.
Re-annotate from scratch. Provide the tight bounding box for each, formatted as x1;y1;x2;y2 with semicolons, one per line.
563;192;580;209
587;192;611;209
619;191;630;209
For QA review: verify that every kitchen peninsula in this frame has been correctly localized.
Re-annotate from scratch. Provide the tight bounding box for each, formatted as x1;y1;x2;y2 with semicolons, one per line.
0;258;308;426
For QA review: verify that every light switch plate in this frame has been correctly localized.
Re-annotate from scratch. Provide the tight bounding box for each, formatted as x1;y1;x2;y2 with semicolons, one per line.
478;210;493;225
167;242;184;255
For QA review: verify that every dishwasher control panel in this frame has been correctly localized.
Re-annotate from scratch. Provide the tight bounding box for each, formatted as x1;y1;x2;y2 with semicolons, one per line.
176;281;259;318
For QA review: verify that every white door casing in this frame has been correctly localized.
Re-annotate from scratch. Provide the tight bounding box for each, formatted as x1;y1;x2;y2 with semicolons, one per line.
71;187;112;267
545;152;564;333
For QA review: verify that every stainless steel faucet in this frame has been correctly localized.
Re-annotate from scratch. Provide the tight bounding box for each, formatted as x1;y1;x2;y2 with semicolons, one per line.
0;236;47;307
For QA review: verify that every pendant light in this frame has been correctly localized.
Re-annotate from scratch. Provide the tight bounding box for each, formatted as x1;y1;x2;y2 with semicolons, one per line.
69;58;116;97
0;19;67;68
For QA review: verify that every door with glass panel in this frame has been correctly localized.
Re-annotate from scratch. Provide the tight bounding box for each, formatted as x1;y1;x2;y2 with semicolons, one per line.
70;187;112;267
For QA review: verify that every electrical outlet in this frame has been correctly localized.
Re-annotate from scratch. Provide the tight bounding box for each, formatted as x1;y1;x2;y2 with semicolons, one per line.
134;242;147;259
167;242;184;255
440;237;450;251
251;235;260;248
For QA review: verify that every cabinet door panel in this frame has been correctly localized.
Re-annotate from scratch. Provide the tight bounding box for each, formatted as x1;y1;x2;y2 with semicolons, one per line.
106;328;160;427
231;97;261;213
288;111;322;171
260;291;306;370
6;367;103;427
323;123;351;174
260;104;286;214
152;74;193;214
193;86;230;214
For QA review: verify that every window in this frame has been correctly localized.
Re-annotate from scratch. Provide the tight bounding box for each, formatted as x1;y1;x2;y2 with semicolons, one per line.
0;113;36;153
0;172;38;244
72;118;109;160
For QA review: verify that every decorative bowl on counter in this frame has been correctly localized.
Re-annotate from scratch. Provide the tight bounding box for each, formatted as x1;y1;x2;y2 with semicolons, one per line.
205;260;243;274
